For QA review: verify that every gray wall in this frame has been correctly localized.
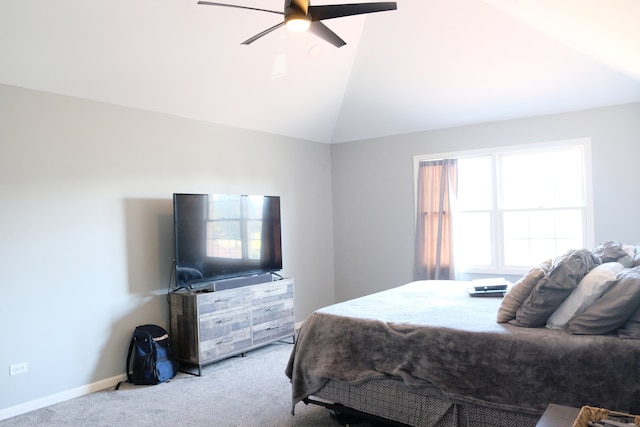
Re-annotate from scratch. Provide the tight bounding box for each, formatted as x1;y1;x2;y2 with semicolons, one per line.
331;103;640;302
0;84;335;414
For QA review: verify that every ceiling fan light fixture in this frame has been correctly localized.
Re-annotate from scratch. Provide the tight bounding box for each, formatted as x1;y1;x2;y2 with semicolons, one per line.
285;14;311;32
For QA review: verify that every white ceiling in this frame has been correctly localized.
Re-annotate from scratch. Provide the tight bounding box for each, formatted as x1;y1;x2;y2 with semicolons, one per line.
1;0;639;143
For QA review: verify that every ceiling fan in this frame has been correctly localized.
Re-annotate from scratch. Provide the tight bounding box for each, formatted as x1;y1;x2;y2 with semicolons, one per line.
197;0;397;47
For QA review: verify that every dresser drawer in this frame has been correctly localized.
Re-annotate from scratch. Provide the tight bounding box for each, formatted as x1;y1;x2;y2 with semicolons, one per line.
252;298;294;325
251;280;293;306
252;317;295;346
199;327;252;362
198;287;251;316
200;308;251;341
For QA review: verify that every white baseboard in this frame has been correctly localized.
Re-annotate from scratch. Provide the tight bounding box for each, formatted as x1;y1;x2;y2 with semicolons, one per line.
0;373;126;421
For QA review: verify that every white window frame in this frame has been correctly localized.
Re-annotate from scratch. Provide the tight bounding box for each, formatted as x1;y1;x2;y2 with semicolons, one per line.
414;137;594;276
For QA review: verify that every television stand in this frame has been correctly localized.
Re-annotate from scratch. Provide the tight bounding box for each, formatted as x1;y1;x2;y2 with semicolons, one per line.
169;277;295;375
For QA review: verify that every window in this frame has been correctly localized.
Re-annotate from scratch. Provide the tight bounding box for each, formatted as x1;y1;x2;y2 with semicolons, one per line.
415;138;594;275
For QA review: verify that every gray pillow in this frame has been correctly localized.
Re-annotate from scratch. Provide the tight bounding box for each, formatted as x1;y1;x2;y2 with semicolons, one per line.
619;305;640;339
567;267;640;335
592;240;627;263
511;249;601;328
633;244;640;268
496;259;551;323
546;262;622;330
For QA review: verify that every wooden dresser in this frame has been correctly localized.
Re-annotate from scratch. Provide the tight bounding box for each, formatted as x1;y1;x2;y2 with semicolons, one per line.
169;277;295;375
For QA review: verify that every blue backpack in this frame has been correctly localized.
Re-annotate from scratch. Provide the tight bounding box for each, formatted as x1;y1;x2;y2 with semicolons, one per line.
116;324;177;389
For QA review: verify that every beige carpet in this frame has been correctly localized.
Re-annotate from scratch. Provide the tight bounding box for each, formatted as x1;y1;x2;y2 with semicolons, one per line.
0;341;360;427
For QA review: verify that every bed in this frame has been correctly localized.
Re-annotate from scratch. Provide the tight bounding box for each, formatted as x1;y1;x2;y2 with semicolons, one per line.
285;244;640;426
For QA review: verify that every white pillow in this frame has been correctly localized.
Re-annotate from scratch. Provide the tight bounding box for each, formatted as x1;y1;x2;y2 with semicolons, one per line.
546;262;623;329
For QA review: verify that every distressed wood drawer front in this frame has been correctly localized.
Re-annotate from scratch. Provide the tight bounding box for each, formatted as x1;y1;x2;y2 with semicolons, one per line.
200;308;251;341
252;299;294;325
198;287;251;316
199;328;252;362
252;317;295;346
251;280;293;306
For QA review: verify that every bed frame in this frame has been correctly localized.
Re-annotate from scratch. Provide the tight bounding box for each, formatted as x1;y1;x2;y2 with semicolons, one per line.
306;379;541;426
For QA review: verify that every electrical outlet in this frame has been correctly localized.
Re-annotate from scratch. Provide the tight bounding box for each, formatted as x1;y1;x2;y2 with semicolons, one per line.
10;362;28;376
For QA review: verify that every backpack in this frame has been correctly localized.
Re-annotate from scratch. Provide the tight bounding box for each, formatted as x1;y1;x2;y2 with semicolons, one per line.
116;324;177;389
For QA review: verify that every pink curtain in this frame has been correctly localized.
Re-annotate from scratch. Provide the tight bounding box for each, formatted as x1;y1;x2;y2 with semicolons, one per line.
414;159;457;280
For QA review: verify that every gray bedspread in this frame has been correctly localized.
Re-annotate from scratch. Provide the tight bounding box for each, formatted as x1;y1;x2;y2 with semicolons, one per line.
285;281;640;415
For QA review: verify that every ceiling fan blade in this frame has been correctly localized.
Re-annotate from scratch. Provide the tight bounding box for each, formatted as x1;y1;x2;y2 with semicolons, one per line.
197;1;284;15
308;21;346;47
308;2;397;21
241;22;286;45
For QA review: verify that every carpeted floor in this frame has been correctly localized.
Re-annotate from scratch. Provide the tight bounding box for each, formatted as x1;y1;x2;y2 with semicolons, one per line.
0;341;368;427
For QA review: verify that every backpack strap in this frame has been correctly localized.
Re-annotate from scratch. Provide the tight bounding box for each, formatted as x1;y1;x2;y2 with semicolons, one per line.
114;335;136;390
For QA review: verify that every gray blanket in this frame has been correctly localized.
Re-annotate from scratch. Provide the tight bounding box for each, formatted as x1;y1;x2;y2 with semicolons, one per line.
286;281;640;415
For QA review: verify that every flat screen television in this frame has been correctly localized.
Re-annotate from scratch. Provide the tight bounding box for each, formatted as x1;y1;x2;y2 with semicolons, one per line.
173;193;282;289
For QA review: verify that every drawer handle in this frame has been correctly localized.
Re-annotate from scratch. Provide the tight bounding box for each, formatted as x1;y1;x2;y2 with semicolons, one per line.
216;318;233;324
265;307;279;312
217;337;233;344
214;298;232;303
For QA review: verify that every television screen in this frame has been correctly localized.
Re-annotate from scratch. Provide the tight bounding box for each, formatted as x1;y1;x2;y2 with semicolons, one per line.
173;193;282;288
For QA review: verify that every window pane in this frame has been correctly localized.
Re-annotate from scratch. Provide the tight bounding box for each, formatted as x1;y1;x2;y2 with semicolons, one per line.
457;156;492;210
454;212;492;267
499;147;584;209
503;209;583;266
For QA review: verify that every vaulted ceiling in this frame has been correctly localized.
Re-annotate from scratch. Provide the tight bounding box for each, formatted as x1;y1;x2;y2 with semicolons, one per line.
1;0;639;143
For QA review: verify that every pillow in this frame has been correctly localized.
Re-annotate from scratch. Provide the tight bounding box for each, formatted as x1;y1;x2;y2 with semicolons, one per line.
496;259;551;323
546;262;622;329
592;240;628;263
616;245;636;268
567;267;640;335
618;305;640;339
633;244;640;268
510;249;601;328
